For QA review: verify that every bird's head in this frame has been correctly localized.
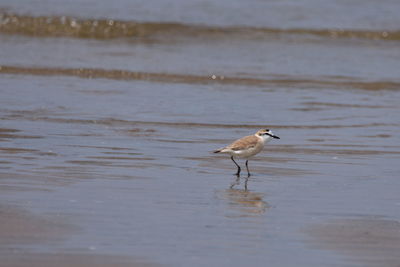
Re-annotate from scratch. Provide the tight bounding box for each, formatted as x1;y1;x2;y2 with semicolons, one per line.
256;129;280;140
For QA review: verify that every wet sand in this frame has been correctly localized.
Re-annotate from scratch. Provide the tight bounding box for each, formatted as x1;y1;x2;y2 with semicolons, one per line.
1;254;158;267
0;205;158;267
307;218;400;267
0;204;73;245
0;72;398;266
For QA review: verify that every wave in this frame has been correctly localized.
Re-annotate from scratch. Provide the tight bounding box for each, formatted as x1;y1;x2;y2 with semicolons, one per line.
1;65;399;91
1;111;397;130
1;12;399;41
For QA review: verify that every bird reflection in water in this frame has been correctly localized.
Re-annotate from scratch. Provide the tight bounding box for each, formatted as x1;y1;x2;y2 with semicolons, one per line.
230;175;249;190
223;178;269;215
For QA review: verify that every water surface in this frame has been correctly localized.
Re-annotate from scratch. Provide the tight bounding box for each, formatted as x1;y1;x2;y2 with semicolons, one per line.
1;1;400;266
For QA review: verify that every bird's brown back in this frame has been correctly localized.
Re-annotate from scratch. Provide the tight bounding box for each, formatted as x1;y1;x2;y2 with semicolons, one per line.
227;135;259;151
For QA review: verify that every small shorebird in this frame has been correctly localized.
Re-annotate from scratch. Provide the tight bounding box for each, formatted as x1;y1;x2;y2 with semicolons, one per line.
214;129;280;177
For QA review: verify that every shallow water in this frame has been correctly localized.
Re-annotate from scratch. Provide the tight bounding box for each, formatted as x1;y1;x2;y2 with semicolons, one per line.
1;1;400;266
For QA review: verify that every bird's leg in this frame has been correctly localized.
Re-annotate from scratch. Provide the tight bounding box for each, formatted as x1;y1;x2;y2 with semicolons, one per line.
231;156;241;177
244;177;249;191
245;160;251;177
230;176;240;189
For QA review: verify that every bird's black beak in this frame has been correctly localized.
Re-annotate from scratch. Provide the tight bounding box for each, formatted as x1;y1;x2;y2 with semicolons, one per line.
272;135;280;139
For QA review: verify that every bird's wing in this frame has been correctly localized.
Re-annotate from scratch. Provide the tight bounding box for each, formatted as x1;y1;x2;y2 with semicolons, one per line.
227;135;258;151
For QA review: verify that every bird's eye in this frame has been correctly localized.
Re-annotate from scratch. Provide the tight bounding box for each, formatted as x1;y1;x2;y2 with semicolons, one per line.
265;129;269;132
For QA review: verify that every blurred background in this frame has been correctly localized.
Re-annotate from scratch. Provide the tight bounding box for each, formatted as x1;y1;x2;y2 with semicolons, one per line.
1;1;400;266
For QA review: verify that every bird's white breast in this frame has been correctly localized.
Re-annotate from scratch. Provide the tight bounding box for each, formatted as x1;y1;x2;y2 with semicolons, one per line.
233;135;265;158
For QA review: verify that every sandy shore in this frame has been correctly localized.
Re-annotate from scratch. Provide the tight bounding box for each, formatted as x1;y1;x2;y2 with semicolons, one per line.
307;217;400;267
0;205;158;267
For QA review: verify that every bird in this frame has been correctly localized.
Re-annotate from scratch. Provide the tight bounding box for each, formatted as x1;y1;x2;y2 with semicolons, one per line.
214;129;280;177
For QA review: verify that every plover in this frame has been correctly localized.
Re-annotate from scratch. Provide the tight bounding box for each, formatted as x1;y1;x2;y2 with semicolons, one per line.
214;129;280;177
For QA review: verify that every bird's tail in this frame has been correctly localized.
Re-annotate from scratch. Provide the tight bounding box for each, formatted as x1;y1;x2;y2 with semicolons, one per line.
213;149;222;153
